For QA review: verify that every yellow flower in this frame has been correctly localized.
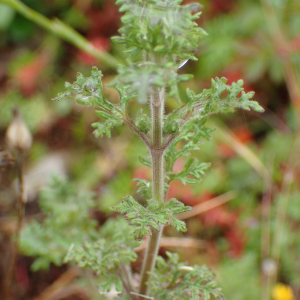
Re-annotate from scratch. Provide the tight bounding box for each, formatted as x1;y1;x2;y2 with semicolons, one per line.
272;283;294;300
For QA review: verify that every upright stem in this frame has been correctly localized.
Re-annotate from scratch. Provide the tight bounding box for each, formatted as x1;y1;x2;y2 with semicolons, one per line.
138;227;163;298
138;88;165;298
151;88;165;203
4;156;25;300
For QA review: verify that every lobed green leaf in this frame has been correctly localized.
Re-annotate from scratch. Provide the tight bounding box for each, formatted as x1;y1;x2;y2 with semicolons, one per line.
111;196;191;239
148;252;225;299
168;158;211;185
64;217;140;292
19;176;97;271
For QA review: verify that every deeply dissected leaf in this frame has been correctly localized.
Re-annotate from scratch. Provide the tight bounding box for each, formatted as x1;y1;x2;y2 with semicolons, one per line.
164;77;263;176
111;196;191;240
132;178;152;199
113;0;206;62
20;176;97;271
53;67;111;110
187;77;264;115
53;66;126;138
149;252;225;300
168;158;211;185
133;178;169;199
92;117;123;138
64;217;140;292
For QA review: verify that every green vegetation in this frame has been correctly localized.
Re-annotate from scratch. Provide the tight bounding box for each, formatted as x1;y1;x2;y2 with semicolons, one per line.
0;0;299;300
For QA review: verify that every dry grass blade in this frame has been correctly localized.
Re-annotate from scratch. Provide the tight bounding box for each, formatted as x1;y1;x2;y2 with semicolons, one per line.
34;268;79;300
214;123;269;178
134;237;206;253
177;191;236;220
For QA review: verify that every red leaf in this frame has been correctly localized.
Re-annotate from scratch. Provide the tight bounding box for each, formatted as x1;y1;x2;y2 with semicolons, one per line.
201;205;238;227
87;1;121;37
225;228;246;258
15;259;29;289
14;54;48;97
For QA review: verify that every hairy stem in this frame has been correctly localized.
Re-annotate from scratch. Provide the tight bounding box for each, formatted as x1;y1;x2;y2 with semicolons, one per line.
138;88;165;298
151;150;164;203
150;89;163;148
138;226;163;297
150;88;165;204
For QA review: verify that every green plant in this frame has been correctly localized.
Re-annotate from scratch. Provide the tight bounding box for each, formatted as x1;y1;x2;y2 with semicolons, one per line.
50;0;263;299
16;0;265;299
20;176;97;270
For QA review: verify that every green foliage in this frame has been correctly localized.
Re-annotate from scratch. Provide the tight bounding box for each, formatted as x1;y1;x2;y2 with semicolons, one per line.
133;177;169;199
65;217;140;292
165;131;207;175
133;178;152;199
50;0;265;297
148;252;225;300
163;117;180;136
109;0;207;103
218;254;261;300
20;176;97;271
196;0;300;83
113;0;206;62
167;157;211;185
3;0;299;296
164;77;263;184
186;77;264;114
109;62;193;103
92;110;123;138
53;67;107;106
52;67;126;138
109;83;137;111
135;110;151;134
111;196;191;240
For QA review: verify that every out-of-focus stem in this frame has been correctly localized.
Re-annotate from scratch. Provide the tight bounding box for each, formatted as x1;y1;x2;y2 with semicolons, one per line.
0;0;119;69
4;157;25;300
120;263;136;297
261;161;273;300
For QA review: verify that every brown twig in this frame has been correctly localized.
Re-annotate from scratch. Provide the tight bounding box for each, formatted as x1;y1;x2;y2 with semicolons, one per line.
4;157;26;300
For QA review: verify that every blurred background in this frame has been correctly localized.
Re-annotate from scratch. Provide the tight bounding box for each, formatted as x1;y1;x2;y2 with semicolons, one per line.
0;0;300;299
